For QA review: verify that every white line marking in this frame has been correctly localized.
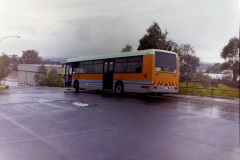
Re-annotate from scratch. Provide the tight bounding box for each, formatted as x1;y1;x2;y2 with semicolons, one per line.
38;99;72;110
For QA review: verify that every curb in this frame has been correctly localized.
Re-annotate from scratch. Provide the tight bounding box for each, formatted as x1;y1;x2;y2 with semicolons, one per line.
163;94;239;105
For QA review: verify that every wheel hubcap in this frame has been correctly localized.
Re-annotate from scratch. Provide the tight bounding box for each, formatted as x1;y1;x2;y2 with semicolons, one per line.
116;85;121;93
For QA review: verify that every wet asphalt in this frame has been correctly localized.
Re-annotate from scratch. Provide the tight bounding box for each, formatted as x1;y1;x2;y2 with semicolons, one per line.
0;86;239;160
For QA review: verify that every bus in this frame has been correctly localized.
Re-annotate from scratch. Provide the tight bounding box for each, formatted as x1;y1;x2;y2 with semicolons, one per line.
63;49;179;95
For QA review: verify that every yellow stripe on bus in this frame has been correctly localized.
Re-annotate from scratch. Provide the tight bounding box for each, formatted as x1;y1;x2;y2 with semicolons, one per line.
153;81;178;86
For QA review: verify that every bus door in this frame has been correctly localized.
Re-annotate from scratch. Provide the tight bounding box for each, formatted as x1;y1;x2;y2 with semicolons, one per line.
65;63;73;87
103;60;114;90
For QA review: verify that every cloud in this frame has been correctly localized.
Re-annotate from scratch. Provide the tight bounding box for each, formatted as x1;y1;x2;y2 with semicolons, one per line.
0;0;238;62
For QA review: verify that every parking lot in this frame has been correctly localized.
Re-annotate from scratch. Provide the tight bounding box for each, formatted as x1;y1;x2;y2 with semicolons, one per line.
0;86;239;160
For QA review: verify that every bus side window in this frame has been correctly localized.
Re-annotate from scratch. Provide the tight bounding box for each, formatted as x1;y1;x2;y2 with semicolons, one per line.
104;62;108;73
73;62;80;73
127;61;142;73
115;62;127;73
94;64;103;73
136;65;142;73
94;60;103;73
79;62;85;73
109;62;114;72
127;56;143;73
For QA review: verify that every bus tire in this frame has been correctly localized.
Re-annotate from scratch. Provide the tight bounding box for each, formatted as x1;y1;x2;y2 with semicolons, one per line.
73;80;79;93
114;81;124;95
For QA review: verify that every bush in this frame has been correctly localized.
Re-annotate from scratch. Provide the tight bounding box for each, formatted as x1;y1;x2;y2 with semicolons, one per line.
179;82;239;98
0;85;9;89
41;73;63;87
34;66;63;87
180;82;209;95
213;84;239;98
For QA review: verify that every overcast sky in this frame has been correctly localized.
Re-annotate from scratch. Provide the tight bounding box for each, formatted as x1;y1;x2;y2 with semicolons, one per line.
0;0;239;62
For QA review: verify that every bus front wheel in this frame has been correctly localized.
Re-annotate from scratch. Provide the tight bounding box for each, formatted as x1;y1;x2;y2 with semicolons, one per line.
114;82;124;95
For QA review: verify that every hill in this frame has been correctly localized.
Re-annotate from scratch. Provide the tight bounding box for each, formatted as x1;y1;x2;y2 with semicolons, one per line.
197;62;214;72
42;57;68;64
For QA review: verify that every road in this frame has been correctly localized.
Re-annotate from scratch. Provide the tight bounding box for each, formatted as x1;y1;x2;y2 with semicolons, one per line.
0;87;239;160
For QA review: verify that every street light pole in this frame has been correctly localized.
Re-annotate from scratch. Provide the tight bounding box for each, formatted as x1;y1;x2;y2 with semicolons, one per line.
0;36;20;44
0;35;20;85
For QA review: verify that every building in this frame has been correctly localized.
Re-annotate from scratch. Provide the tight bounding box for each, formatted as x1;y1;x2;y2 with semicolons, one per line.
18;64;62;86
205;73;224;80
204;73;240;81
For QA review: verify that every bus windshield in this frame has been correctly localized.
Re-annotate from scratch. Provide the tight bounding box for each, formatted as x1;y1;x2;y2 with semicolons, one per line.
155;51;176;73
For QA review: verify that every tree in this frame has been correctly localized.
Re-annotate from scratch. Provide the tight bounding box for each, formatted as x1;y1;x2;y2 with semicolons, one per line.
137;21;170;50
43;59;62;65
9;54;19;71
41;68;62;87
34;65;62;87
0;54;11;84
48;68;58;74
206;63;221;73
136;22;200;82
121;44;133;52
34;64;48;86
178;44;200;81
193;72;212;87
220;37;239;82
21;50;43;64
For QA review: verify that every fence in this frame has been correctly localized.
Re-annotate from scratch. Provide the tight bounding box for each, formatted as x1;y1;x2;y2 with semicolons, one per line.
16;80;240;98
179;81;240;98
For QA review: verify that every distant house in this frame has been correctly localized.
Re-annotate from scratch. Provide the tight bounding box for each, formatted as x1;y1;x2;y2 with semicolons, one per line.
197;62;214;73
204;73;240;81
205;73;224;80
18;64;62;86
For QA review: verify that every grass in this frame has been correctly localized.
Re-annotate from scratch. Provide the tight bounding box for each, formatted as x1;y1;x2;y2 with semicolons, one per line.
0;85;9;90
0;85;5;89
179;82;240;98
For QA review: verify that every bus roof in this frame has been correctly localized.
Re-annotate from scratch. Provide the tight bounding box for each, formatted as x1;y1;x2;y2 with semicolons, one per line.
66;49;176;63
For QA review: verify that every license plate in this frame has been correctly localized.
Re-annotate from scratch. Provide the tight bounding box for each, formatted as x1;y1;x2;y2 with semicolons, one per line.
164;87;169;89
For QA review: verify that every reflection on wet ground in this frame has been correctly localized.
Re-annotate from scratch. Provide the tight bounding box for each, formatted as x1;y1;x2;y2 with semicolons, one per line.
0;86;239;123
62;90;240;122
175;101;239;122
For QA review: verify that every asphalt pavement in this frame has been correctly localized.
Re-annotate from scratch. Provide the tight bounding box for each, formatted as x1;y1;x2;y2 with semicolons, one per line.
0;86;239;160
163;93;239;105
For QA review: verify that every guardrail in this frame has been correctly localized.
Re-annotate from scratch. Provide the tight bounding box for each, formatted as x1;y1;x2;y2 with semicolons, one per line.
179;81;240;98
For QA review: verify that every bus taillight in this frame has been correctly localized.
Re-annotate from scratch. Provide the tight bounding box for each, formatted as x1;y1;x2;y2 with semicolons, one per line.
141;86;149;90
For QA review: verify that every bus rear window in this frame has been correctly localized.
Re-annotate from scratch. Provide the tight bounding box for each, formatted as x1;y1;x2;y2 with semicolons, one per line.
155;51;176;72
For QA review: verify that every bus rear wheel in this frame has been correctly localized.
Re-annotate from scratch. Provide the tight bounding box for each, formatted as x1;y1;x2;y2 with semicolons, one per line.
114;82;124;95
